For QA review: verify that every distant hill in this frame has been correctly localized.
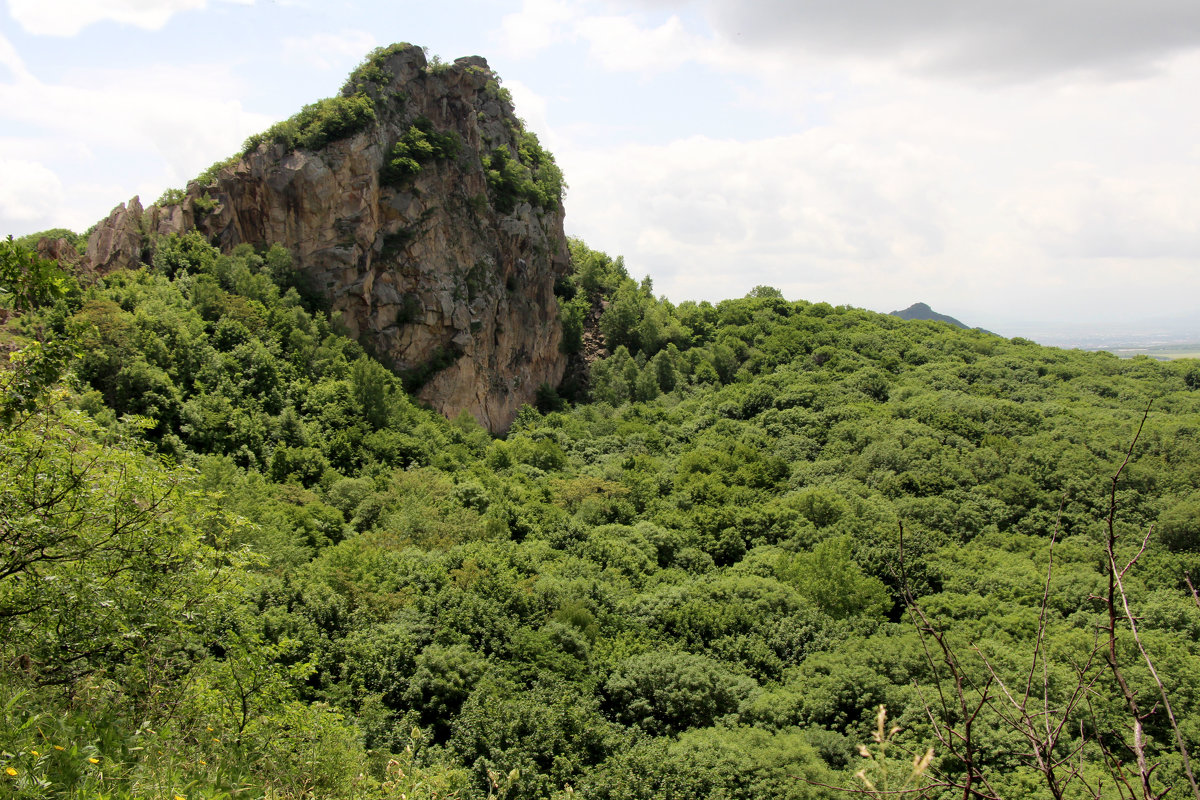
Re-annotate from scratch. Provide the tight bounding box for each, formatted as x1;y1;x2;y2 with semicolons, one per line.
888;302;1000;336
889;302;970;328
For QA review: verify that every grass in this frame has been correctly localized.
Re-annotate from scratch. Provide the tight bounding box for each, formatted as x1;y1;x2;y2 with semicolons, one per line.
1111;344;1200;360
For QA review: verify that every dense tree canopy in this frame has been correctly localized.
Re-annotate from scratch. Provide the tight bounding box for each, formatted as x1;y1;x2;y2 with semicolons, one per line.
1;232;1199;799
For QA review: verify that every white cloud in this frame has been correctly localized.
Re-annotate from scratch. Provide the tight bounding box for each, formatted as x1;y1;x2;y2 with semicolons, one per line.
0;159;63;223
1010;164;1200;260
0;54;273;234
6;0;253;37
495;0;578;58
555;36;1200;329
0;30;30;80
6;61;273;177
496;0;714;72
8;0;203;36
504;79;553;141
564;132;952;299
575;13;708;71
282;29;376;72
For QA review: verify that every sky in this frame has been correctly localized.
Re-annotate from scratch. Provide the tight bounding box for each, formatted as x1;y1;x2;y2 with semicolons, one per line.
3;0;1200;340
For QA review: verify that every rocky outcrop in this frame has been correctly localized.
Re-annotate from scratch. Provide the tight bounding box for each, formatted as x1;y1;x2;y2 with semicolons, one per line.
34;236;84;270
81;45;569;433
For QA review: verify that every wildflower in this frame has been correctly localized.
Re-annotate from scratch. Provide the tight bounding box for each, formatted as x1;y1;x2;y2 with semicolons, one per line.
175;795;187;800
53;746;64;751
88;757;99;764
5;767;16;776
199;760;207;766
29;750;39;756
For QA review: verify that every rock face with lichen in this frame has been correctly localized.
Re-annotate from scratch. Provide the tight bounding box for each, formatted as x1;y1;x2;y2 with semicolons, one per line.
82;44;569;433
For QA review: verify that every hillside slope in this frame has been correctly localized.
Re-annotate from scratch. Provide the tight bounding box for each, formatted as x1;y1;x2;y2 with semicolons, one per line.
4;230;1200;799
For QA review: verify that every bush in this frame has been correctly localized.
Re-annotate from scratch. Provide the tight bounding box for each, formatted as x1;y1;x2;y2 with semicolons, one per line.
1158;494;1200;552
0;236;75;313
451;678;617;800
576;725;829;800
244;93;376;154
603;650;757;735
381;118;461;186
343;41;414;95
483;131;564;213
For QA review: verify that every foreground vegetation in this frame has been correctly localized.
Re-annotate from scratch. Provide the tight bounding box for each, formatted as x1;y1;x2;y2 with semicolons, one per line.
2;224;1200;800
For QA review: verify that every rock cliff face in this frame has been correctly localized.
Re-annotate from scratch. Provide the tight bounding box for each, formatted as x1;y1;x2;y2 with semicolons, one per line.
82;45;569;433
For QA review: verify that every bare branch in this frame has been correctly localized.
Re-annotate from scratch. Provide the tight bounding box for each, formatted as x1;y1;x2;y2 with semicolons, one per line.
1185;573;1200;614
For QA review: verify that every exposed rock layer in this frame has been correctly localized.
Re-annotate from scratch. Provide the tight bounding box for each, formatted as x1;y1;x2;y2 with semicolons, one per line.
81;45;569;433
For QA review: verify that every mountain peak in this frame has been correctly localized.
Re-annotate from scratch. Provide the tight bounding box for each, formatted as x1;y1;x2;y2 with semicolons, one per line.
890;302;969;329
74;43;569;433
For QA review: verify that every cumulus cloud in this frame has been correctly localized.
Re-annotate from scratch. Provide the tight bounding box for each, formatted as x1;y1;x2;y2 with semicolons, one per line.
0;39;272;234
0;29;30;80
563;132;952;301
574;13;710;71
565;130;1200;328
495;0;578;58
5;0;1197;333
687;0;1200;83
504;79;554;142
501;1;1200;331
496;0;719;71
554;31;1200;328
1011;164;1200;260
7;0;210;36
282;29;376;71
2;60;273;179
6;0;257;36
0;158;64;223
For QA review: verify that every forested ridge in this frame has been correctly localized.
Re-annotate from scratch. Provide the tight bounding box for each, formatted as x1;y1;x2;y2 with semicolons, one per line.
3;222;1200;797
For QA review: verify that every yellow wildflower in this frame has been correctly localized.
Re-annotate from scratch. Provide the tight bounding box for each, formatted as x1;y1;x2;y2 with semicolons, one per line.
88;757;99;764
53;746;64;751
5;767;16;776
175;795;187;800
29;750;39;756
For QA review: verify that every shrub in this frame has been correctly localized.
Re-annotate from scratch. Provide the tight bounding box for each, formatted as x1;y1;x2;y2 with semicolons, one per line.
243;93;376;155
13;228;82;252
400;344;459;392
194;154;239;187
603;650;757;735
381;117;461;186
0;236;75;313
192;193;217;216
483;131;565;213
343;42;413;95
155;187;186;206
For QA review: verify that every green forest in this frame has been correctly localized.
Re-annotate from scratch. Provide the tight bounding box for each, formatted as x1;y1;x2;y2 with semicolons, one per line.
4;219;1200;795
2;227;1200;796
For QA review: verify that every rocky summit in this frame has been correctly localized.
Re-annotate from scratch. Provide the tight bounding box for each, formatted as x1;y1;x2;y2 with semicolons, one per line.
79;44;570;433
